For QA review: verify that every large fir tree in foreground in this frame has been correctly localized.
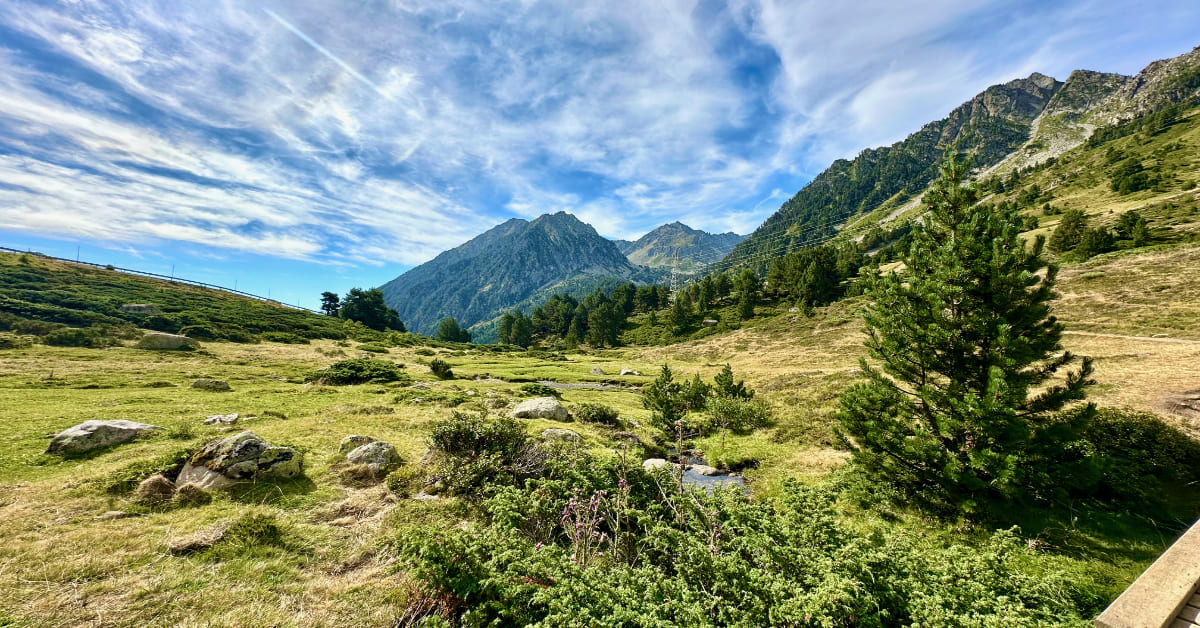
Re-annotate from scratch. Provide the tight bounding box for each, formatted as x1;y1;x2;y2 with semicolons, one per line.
837;156;1094;513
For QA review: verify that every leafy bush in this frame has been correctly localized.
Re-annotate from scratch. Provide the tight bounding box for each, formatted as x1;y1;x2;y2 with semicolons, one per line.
426;411;544;497
42;326;120;348
397;478;1101;627
0;332;31;349
415;348;436;356
520;383;560;398
307;358;407;385
356;342;389;353
178;325;218;340
575;403;620;426
394;389;468;407
260;331;310;344
1076;406;1200;512
704;397;772;435
429;358;454;380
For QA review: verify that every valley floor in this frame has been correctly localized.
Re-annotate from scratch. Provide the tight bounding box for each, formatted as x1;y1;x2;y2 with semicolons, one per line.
1;244;1199;627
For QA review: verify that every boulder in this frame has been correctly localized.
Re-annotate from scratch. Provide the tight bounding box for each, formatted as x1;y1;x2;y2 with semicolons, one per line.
619;368;641;376
540;428;581;442
136;333;195;351
346;441;403;474
702;319;719;327
203;413;239;425
590;367;606;375
191;379;231;392
135;474;176;504
338;435;377;454
45;420;162;455
511;397;570;421
642;458;671;472
688;464;721;476
176;431;303;490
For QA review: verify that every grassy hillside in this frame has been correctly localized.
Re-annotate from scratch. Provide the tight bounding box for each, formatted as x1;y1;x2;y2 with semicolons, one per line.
0;252;348;344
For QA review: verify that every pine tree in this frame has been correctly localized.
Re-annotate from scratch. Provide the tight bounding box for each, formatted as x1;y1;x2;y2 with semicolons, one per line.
836;156;1094;513
320;291;341;316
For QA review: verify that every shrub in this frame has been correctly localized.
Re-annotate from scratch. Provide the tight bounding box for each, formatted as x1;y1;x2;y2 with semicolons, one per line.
520;383;560;397
260;331;310;344
0;332;31;349
178;325;218;340
429;358;454;380
575;403;621;426
427;411;543;497
415;348;436;356
42;327;119;348
307;358;406;385
397;479;1099;627
705;397;772;435
356;342;389;353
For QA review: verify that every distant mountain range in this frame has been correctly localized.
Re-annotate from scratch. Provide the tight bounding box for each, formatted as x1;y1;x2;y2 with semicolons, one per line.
720;45;1200;271
381;45;1200;338
614;222;744;272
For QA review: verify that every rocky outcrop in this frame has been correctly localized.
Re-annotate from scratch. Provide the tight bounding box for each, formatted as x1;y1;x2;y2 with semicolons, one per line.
176;431;303;490
45;420;162;455
511;397;570;421
136;333;196;351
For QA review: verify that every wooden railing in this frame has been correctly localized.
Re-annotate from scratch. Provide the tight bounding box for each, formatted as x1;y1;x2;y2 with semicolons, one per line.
1096;519;1200;628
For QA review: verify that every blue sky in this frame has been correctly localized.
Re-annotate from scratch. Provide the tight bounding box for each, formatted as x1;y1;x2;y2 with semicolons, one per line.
0;0;1198;309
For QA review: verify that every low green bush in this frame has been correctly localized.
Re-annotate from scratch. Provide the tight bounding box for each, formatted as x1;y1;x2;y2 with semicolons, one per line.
425;411;544;497
520;383;559;397
356;342;389;353
42;326;120;348
260;331;310;344
575;403;620;426
703;397;772;435
306;358;407;385
429;358;454;380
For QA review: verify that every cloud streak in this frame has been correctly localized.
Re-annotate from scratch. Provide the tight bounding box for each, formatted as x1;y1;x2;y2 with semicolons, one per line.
0;0;1197;271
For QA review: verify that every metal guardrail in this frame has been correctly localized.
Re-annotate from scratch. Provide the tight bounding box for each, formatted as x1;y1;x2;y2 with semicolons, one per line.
0;246;322;314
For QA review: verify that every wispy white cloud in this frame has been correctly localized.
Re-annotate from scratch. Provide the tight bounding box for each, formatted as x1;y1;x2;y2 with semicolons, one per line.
0;0;1197;274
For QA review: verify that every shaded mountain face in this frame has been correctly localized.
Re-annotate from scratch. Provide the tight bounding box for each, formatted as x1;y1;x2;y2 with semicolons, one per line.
615;222;745;271
379;212;648;335
721;46;1200;273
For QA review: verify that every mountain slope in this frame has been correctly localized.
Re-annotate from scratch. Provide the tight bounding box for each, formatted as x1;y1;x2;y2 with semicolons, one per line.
722;46;1200;273
719;73;1064;271
379;212;651;335
615;222;744;271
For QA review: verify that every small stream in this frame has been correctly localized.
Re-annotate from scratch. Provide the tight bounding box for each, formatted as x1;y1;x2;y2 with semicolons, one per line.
656;451;746;491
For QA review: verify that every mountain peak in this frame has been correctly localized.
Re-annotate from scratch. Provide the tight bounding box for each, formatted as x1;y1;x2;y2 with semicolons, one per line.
379;212;645;334
617;222;745;270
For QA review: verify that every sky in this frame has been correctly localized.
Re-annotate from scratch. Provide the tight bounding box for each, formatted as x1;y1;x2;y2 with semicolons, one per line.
0;0;1198;309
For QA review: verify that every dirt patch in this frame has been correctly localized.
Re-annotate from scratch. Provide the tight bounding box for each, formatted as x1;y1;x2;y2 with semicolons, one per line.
1165;390;1200;421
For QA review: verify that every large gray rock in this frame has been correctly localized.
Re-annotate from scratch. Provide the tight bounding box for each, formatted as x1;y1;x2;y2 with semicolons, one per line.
540;428;581;442
688;464;721;476
136;333;195;351
203;413;239;425
642;458;672;472
346;441;402;474
176;431;303;490
191;379;231;392
619;368;641;376
338;435;377;454
511;397;570;421
45;420;162;455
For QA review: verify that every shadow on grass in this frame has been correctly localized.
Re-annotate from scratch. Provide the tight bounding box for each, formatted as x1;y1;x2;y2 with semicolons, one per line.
224;476;320;507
